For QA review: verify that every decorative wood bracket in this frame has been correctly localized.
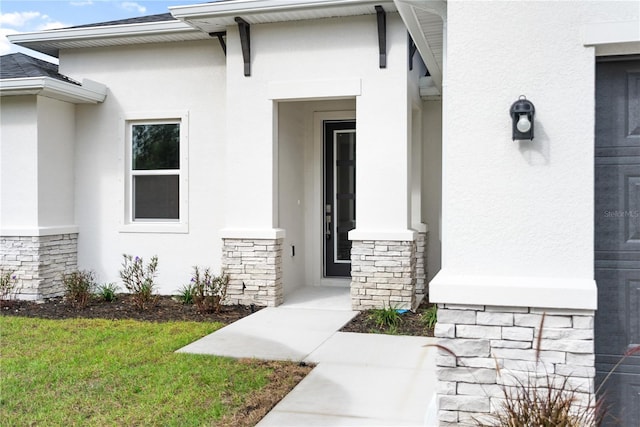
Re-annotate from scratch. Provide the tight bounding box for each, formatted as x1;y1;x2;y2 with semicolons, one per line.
209;31;227;56
235;17;251;76
375;5;386;69
409;35;417;71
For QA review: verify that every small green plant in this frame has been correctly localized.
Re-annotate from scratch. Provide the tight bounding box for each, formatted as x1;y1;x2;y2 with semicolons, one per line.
191;266;228;313
422;305;437;329
97;282;119;302
369;305;402;329
177;283;195;305
62;270;96;309
119;254;159;310
0;270;19;303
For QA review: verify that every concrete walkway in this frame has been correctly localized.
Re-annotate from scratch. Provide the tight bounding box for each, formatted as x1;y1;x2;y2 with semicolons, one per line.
177;287;438;426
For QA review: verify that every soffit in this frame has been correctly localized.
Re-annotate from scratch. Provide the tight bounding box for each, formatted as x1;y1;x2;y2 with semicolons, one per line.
8;21;211;58
394;0;444;93
171;1;397;33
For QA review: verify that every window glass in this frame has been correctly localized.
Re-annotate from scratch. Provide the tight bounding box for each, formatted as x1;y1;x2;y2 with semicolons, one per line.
132;124;179;170
133;175;179;220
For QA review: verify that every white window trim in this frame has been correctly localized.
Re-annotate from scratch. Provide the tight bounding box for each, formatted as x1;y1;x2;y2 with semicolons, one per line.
118;111;189;233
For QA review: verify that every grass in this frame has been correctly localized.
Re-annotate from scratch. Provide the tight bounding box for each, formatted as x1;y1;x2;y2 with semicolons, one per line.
0;316;301;426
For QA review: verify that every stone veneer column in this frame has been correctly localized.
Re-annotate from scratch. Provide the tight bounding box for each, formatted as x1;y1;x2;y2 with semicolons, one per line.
350;240;416;310
221;238;283;307
0;233;78;300
434;304;595;426
415;231;428;297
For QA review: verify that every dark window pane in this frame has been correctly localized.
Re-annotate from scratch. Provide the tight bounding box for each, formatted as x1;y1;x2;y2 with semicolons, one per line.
133;175;179;220
132;124;179;170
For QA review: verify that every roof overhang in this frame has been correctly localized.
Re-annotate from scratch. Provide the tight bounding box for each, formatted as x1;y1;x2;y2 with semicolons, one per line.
394;0;445;95
7;20;209;58
170;0;397;33
0;77;107;104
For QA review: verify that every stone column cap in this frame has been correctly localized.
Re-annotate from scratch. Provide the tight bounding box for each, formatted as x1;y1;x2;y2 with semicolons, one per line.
430;270;597;310
219;228;285;239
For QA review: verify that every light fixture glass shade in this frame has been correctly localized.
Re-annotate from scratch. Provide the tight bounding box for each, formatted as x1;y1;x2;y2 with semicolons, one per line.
516;114;531;133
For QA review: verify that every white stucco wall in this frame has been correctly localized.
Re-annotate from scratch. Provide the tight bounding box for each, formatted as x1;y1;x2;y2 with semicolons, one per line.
60;40;226;293
224;14;415;238
37;96;75;228
422;99;442;282
432;0;639;308
0;96;38;230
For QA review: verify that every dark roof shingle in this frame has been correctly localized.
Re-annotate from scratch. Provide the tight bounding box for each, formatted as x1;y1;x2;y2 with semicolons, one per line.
0;53;79;85
69;12;176;29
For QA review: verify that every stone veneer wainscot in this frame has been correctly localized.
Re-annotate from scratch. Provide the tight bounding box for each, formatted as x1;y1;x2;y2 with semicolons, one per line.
221;238;284;307
350;239;418;310
0;233;78;300
434;304;595;426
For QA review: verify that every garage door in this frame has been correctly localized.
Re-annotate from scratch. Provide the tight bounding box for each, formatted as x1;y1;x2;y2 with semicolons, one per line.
595;57;640;426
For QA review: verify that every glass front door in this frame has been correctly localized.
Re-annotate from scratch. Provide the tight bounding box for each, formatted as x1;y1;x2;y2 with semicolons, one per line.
324;120;356;277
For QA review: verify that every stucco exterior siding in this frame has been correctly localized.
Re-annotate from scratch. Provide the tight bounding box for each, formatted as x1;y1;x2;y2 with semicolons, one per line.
62;40;227;294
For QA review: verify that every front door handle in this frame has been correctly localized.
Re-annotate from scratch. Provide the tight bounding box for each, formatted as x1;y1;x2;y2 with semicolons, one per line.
325;204;332;239
325;215;331;239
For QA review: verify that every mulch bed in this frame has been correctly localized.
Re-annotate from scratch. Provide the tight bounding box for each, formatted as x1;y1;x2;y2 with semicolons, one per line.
340;298;436;337
2;294;436;337
0;294;260;324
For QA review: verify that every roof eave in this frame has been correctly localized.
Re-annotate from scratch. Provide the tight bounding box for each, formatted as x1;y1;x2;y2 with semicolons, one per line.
0;77;107;104
7;20;204;58
171;0;394;18
394;0;445;94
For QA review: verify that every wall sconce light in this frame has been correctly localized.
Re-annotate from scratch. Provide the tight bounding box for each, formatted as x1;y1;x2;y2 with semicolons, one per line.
510;95;535;140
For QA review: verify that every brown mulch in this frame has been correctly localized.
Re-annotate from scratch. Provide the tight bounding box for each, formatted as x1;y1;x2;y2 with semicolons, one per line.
0;294;261;323
340;298;436;336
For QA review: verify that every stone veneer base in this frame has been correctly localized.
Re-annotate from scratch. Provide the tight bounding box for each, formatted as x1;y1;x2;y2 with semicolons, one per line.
0;233;78;300
350;239;417;310
415;231;427;297
434;304;595;426
221;238;284;307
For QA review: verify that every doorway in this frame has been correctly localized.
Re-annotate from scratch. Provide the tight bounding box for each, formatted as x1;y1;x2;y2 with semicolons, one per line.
324;120;356;278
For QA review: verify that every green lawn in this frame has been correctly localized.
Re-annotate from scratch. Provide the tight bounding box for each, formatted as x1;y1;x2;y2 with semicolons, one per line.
0;316;280;426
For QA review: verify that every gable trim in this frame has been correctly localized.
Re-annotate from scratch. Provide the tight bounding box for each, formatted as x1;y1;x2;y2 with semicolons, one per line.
0;77;107;104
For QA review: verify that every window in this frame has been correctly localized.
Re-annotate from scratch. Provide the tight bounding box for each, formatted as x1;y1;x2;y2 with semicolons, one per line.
122;112;188;232
131;123;180;221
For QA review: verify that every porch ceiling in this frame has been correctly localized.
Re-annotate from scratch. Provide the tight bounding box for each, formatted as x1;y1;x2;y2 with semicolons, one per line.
394;0;445;94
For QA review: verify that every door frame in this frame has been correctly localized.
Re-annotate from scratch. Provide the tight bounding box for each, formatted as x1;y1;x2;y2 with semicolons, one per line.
323;120;356;277
308;111;355;287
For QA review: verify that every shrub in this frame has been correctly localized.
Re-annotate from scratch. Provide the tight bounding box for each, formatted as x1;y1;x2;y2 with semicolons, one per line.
479;373;603;427
190;266;228;313
177;283;195;305
97;282;119;302
0;270;19;303
369;305;402;329
62;270;96;309
119;254;158;310
422;305;437;329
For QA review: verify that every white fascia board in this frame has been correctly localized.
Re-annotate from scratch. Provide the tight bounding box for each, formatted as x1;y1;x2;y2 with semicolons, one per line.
171;0;393;18
7;20;200;53
429;270;598;311
0;77;107;104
